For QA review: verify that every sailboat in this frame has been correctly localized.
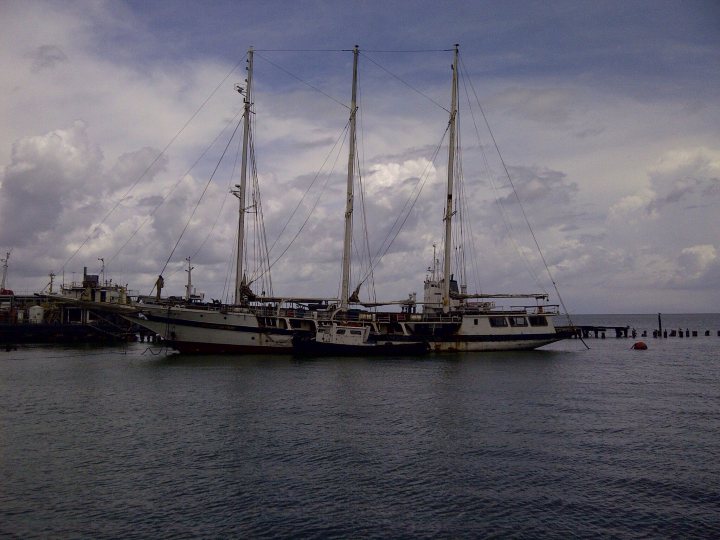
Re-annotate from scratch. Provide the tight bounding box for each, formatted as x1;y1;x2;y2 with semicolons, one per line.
129;45;572;354
394;45;573;351
125;49;319;353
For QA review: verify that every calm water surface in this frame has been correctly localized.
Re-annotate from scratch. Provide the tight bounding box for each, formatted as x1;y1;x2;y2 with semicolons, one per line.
1;314;719;538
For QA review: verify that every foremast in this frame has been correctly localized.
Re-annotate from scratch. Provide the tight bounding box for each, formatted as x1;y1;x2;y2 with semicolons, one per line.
442;44;459;313
234;47;254;305
340;45;359;310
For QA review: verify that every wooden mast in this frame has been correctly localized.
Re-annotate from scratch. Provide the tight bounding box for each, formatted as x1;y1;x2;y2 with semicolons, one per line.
341;45;359;310
234;47;253;305
442;44;459;313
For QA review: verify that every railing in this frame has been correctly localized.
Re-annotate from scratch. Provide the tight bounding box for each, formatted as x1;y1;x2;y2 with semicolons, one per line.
253;304;560;322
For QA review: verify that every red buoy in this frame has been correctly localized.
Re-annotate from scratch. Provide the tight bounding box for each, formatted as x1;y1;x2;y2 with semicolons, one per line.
631;341;648;350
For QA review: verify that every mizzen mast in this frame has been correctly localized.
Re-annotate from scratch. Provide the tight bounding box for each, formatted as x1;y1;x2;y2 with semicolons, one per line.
442;44;459;313
340;45;359;310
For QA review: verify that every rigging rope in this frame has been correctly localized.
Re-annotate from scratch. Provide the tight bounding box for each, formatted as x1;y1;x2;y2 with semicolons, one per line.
457;62;548;295
255;52;349;110
152;112;245;293
59;53;247;276
454;122;484;295
362;49;455;53
254;49;349;52
247;128;274;296
222;218;238;303
361;52;449;113
273;126;349;271
159;116;245;285
260;121;352;280
267;122;350;257
187;115;244;262
254;48;453;53
459;57;586;347
355;123;377;303
107;107;244;268
355;127;450;289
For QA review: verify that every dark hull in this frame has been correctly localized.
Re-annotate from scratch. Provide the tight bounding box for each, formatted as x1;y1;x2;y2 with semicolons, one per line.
424;330;573;352
293;338;429;357
167;340;294;355
0;323;132;344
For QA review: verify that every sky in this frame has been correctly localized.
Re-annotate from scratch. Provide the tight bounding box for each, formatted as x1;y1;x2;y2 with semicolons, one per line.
1;0;719;314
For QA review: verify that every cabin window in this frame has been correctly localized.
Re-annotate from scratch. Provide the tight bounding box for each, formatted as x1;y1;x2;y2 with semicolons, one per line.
489;317;508;327
509;317;527;327
350;330;362;336
528;316;548;327
336;329;346;335
474;318;478;325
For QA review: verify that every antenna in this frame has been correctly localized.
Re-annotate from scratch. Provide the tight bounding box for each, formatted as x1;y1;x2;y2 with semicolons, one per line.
185;257;195;301
98;257;105;285
1;250;11;291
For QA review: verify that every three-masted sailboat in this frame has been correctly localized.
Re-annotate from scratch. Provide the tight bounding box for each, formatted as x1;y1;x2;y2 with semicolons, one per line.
129;45;572;354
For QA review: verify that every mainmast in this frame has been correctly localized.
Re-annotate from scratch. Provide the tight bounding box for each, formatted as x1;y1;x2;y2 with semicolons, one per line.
340;45;359;310
442;44;459;313
234;47;254;305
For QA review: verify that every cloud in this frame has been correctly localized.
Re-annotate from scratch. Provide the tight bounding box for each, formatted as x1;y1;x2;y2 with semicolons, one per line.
491;87;579;125
676;245;717;279
1;1;719;312
608;189;657;221
0;121;103;246
608;147;720;219
666;244;720;293
28;45;68;71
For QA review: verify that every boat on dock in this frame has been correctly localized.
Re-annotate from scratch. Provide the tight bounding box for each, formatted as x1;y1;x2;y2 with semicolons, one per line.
1;265;136;345
292;321;428;357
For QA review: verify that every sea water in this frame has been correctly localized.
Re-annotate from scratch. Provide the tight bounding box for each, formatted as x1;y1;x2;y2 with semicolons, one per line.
1;314;718;538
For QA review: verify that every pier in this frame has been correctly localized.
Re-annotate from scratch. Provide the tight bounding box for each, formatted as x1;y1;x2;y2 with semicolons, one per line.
566;325;632;339
563;319;720;340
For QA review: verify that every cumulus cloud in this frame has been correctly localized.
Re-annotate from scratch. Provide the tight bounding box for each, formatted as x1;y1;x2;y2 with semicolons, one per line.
677;245;716;279
0;121;102;246
608;189;657;221
608;147;720;220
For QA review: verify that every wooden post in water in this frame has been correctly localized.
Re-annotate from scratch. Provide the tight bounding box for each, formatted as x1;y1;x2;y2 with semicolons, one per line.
658;313;662;338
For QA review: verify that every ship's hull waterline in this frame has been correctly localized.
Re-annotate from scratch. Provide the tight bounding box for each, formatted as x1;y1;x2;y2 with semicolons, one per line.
126;307;297;354
127;306;570;354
